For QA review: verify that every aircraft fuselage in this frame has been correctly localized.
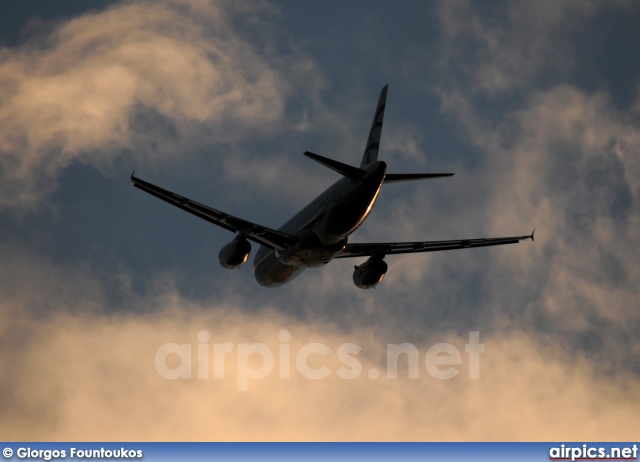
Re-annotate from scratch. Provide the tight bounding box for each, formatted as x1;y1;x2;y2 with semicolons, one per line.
253;160;386;287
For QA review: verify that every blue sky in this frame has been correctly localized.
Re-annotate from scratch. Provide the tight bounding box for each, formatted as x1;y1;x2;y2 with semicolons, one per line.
1;0;639;440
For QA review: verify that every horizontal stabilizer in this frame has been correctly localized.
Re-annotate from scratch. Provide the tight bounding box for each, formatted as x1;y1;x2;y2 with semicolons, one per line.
304;151;364;179
383;173;454;183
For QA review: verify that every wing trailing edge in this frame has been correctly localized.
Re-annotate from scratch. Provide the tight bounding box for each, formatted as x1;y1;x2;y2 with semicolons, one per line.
130;173;297;251
336;232;534;258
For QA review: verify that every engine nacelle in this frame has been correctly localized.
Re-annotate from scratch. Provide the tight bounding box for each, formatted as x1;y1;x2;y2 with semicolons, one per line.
353;256;388;289
218;236;251;269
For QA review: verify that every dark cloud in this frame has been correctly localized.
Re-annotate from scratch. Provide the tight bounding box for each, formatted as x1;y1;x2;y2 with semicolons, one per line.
0;0;639;440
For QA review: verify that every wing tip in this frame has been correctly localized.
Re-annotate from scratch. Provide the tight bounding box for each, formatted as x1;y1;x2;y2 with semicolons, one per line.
130;169;136;183
530;228;535;242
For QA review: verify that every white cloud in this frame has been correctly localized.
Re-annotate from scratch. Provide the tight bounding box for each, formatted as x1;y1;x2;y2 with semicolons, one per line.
375;0;640;384
2;0;639;442
438;0;597;94
1;246;638;440
434;79;640;371
0;0;324;209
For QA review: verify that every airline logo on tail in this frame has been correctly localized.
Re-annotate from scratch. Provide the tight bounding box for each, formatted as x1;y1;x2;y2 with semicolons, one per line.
361;84;388;168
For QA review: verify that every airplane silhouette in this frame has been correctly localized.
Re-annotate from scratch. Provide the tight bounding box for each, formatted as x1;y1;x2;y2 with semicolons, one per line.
132;85;533;288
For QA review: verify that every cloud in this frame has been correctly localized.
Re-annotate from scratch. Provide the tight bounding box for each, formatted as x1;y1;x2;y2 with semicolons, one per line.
0;0;323;209
1;247;639;441
2;0;639;442
433;78;640;373
381;125;428;168
438;0;597;94
368;0;640;381
491;86;640;366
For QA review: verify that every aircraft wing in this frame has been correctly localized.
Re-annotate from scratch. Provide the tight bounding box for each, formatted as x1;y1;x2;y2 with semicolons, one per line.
131;173;297;251
336;231;535;258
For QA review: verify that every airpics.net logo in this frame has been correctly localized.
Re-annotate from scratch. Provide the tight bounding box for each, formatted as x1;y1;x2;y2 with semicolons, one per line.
154;331;484;391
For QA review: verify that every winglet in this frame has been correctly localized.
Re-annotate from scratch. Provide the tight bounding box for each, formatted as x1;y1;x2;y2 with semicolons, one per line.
131;169;136;183
530;229;535;242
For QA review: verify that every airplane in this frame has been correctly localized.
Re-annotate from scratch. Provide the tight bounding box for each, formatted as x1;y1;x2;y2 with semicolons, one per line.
131;84;533;289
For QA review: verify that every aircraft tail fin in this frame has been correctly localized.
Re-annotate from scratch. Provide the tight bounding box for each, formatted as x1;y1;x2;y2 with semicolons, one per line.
360;84;388;168
304;151;363;179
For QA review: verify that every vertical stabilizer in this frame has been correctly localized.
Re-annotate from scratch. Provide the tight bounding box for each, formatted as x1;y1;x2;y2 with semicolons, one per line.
360;84;388;167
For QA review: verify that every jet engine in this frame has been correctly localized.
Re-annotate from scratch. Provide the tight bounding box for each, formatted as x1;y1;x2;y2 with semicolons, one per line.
353;256;388;289
218;235;251;269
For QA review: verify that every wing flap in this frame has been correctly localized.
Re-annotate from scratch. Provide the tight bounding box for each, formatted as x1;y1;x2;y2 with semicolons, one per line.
131;174;297;251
